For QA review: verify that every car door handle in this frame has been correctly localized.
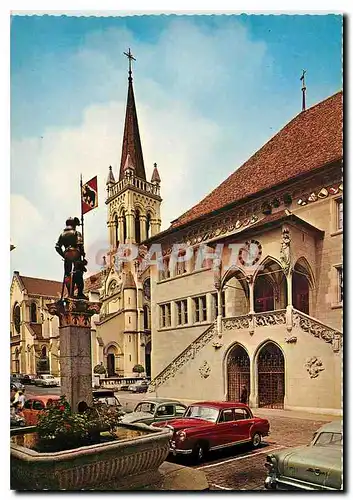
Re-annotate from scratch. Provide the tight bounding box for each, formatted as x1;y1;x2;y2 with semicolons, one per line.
232;423;239;426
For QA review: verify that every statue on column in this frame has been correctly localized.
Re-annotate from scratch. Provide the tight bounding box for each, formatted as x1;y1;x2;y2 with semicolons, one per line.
55;217;88;300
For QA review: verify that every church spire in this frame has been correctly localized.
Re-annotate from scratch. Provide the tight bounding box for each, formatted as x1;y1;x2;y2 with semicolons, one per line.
119;49;146;181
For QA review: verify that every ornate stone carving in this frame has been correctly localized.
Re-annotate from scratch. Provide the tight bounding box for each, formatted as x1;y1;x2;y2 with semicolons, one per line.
223;315;251;330
47;299;101;328
199;361;211;378
255;310;286;327
293;310;342;352
305;356;325;378
148;324;216;391
285;335;297;343
280;226;292;274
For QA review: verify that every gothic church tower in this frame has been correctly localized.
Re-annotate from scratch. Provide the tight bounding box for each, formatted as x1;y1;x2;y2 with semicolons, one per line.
95;50;160;379
106;50;162;250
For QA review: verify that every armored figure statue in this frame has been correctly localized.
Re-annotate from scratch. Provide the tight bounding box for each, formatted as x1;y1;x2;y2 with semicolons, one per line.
55;217;88;300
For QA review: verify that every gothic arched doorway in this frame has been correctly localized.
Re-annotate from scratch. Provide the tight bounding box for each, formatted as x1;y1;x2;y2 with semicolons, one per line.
107;353;115;377
227;344;250;402
145;341;151;377
257;342;285;409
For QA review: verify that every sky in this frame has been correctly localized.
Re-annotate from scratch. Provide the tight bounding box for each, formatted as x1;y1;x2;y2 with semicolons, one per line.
10;13;342;282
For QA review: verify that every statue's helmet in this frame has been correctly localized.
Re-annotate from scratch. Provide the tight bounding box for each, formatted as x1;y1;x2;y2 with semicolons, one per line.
66;217;81;227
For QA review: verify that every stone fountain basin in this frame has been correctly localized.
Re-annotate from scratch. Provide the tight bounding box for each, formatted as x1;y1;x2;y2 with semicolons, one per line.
11;423;171;491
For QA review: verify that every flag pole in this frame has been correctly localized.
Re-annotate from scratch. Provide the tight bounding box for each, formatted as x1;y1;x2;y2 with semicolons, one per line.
80;173;84;245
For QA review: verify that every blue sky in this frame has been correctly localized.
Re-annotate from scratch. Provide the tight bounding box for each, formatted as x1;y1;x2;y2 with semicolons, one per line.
10;14;342;281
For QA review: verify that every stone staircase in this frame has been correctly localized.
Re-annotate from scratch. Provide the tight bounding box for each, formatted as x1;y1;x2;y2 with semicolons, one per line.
148;308;342;392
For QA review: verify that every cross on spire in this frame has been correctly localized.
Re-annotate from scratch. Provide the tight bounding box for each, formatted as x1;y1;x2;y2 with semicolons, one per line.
300;69;307;112
124;48;136;80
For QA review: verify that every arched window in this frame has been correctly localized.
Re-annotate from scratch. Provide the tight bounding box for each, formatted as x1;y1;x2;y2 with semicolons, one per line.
13;303;21;334
135;210;141;244
115;214;119;248
122;211;127;242
143;305;150;330
254;275;274;313
146;213;151;239
30;302;37;323
41;346;47;358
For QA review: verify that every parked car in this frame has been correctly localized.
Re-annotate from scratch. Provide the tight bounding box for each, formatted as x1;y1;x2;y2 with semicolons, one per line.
92;390;125;414
153;401;270;463
10;378;25;392
34;374;59;387
22;395;60;426
121;398;187;426
20;374;37;385
10;409;26;428
264;420;343;491
128;380;149;393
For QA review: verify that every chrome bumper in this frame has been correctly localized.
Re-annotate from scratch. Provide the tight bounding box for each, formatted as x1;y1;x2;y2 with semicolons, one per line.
264;476;277;490
170;441;192;456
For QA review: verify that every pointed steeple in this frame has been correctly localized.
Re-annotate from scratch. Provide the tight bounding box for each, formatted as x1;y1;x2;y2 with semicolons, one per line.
106;165;115;185
119;49;146;181
151;162;161;184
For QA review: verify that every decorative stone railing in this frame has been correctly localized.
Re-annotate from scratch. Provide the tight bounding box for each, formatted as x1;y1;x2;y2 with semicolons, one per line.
149;323;217;391
254;309;287;327
293;309;342;353
222;314;251;331
107;176;160;200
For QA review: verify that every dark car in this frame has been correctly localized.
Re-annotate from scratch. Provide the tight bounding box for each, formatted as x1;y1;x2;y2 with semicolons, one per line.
20;374;36;385
121;398;187;426
153;401;270;463
128;380;149;393
92;389;124;414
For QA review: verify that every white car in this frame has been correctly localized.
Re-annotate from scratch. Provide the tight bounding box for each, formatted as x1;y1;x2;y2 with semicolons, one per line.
34;374;58;387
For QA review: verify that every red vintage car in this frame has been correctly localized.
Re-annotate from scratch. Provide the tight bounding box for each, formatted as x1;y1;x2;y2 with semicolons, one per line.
22;395;60;426
153;401;270;463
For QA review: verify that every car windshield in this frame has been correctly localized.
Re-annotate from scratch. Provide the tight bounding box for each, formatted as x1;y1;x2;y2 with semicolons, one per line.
313;432;342;447
134;402;156;414
96;397;119;406
43;375;54;379
184;406;219;423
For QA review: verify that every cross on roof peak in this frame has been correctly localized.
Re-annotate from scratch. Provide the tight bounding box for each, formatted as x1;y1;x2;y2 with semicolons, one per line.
124;48;136;78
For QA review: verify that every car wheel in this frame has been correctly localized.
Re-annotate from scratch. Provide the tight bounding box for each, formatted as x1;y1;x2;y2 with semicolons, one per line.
251;432;261;448
192;442;207;464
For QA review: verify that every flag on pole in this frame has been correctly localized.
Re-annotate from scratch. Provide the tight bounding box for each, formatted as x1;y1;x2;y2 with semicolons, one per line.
81;176;98;215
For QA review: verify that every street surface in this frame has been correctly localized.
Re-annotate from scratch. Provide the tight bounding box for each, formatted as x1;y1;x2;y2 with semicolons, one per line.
24;385;337;491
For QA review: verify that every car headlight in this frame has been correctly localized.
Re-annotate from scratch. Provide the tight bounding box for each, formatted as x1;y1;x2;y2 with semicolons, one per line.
176;430;187;442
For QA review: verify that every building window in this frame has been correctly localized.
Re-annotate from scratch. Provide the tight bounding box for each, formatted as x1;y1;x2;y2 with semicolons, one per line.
143;305;150;330
176;299;188;326
146;213;151;239
176;250;187;275
336;198;343;231
160;257;171;280
115;214;119;247
193;295;207;322
160;303;171;328
212;292;226;318
30;302;37;323
337;266;343;303
13;303;21;334
135;209;141;244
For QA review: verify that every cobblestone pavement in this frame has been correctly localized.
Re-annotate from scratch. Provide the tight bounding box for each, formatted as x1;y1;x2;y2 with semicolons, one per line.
169;415;330;491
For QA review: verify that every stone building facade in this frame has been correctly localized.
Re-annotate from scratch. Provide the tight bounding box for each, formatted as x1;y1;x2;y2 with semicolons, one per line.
10;273;62;376
146;91;343;415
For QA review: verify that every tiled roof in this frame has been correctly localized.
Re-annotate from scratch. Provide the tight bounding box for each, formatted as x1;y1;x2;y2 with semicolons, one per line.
172;91;343;228
18;275;62;298
84;272;104;292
